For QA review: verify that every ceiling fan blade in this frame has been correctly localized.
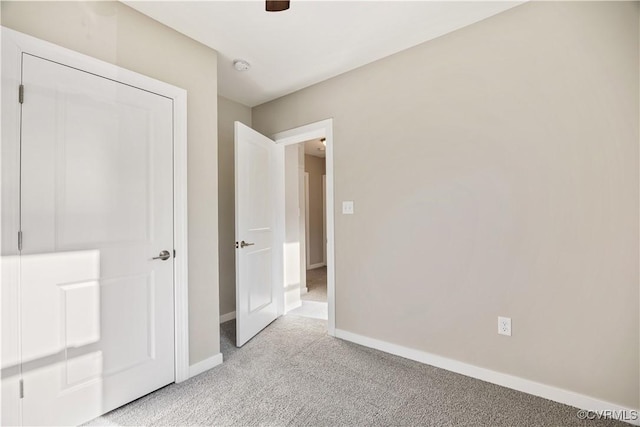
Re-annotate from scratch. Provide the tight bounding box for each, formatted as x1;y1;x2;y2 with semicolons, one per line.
266;0;290;12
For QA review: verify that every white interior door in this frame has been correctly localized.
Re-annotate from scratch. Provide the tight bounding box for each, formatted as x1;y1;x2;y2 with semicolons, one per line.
19;53;175;426
235;122;279;347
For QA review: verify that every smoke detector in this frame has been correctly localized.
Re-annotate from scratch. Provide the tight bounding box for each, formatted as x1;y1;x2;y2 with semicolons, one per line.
233;59;251;71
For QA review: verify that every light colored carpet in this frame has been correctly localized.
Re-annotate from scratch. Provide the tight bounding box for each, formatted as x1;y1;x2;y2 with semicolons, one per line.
87;316;625;426
302;267;327;302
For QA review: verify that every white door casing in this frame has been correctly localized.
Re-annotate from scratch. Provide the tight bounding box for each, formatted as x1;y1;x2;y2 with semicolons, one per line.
1;28;189;426
234;122;280;347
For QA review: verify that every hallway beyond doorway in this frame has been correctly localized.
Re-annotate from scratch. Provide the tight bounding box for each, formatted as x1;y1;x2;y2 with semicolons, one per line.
302;267;327;302
289;267;327;320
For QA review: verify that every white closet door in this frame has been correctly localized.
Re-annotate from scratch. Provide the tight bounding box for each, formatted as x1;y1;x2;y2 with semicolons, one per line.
19;53;175;426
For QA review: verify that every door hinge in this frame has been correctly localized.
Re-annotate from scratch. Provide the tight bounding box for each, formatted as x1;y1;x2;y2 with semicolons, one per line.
19;379;24;399
18;84;24;104
17;230;22;251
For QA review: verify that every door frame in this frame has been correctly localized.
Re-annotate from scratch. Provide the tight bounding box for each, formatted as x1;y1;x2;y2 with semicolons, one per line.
1;27;191;383
272;119;336;335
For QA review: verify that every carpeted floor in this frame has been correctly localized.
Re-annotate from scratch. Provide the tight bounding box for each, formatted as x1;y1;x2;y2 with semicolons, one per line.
302;267;327;302
86;315;625;427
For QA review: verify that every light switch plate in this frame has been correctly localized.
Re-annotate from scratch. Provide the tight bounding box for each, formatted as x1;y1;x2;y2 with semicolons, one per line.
342;201;354;214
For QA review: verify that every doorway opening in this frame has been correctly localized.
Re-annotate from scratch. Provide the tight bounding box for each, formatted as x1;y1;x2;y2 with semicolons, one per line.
272;119;335;335
287;138;328;320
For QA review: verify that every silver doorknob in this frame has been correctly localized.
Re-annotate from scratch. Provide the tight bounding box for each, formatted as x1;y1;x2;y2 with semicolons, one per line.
240;241;255;248
153;250;171;261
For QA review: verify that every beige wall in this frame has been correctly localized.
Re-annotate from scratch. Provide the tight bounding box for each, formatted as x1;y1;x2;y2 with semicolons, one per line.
305;155;326;267
217;96;251;318
2;1;221;365
253;1;639;408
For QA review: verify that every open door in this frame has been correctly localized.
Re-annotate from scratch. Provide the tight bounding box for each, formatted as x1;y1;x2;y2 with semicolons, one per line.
234;122;280;347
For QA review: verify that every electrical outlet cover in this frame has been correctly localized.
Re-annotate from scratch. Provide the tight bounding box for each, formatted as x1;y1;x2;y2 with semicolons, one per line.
498;316;512;336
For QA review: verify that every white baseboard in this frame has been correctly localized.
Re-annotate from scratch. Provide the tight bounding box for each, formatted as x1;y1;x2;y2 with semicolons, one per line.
300;287;309;295
189;353;223;378
307;263;326;270
219;311;236;323
334;329;640;426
